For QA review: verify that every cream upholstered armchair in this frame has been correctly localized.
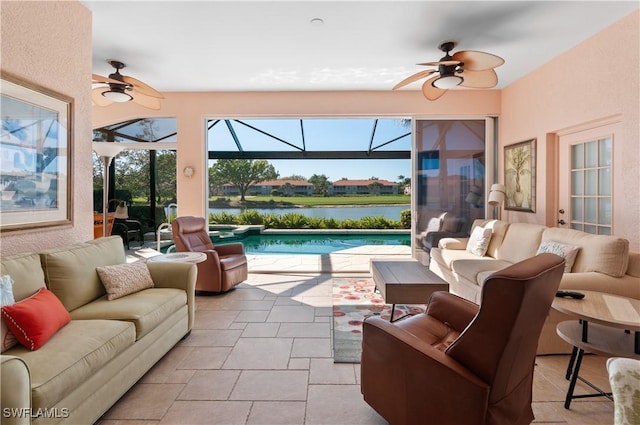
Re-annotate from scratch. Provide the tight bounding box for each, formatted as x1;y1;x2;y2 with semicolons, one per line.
361;253;565;425
172;216;248;294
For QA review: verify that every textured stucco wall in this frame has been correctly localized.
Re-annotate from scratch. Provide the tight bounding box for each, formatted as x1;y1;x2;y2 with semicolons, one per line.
500;10;639;250
1;1;93;256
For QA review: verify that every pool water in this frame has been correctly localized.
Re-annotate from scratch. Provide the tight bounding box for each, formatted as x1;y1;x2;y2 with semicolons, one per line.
216;232;410;255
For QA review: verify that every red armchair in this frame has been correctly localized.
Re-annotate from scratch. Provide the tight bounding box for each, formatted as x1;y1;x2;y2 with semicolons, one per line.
361;253;565;425
172;216;248;294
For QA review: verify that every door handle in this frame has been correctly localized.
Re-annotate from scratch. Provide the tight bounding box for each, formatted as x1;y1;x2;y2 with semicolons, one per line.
558;219;566;225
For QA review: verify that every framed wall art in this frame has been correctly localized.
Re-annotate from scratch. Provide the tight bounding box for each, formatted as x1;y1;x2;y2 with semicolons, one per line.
0;74;73;231
504;138;536;213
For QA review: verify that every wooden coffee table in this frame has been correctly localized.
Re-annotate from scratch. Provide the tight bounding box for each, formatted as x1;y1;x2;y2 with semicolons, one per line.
370;259;449;321
552;290;640;409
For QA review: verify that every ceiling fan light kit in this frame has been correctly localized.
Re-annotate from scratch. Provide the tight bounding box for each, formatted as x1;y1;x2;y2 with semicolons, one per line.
394;40;504;100
92;60;164;110
433;75;463;89
102;90;132;102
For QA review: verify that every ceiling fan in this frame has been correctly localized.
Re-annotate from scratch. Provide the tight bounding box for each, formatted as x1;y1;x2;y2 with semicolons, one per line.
92;60;164;110
393;41;504;101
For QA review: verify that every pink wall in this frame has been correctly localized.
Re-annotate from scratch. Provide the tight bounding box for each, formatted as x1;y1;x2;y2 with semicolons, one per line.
500;10;639;250
1;1;93;256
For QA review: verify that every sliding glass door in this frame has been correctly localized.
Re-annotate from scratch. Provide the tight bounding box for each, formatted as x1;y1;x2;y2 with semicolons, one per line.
413;119;493;255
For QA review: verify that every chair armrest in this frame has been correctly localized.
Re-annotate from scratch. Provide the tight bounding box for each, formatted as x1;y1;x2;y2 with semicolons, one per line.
146;261;197;330
361;317;489;424
1;355;31;425
214;243;245;256
425;291;479;333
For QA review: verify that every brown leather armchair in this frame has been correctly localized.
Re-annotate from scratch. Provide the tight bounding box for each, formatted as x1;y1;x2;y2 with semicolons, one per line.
361;253;565;425
172;216;248;294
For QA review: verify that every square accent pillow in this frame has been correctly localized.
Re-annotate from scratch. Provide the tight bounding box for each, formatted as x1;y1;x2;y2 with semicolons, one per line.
466;226;492;257
1;275;18;352
1;287;71;351
96;261;154;301
537;240;580;273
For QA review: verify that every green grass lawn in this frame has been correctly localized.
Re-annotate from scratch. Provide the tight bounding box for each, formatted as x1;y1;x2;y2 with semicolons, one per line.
215;195;410;207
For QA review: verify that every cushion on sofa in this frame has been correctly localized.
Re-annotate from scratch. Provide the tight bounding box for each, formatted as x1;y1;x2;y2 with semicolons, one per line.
468;219;510;259
97;261;155;300
40;236;126;311
542;228;629;277
466;226;492;256
1;287;71;350
496;222;547;264
536;240;580;272
3;319;135;411
0;253;46;300
431;248;513;283
69;288;187;339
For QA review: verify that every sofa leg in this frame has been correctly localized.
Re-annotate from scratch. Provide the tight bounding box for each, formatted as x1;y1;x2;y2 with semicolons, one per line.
182;330;191;340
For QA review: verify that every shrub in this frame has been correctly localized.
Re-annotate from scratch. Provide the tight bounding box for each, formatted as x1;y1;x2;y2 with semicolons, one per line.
400;209;411;229
209;211;239;224
238;209;264;225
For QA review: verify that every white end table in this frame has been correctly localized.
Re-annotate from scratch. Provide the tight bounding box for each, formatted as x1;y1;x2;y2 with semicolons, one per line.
148;252;207;264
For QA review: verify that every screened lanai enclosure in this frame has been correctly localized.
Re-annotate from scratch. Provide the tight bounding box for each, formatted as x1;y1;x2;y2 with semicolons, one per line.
92;117;493;250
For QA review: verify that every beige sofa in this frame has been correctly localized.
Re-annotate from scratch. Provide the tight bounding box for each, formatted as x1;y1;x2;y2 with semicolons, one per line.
429;219;640;354
1;236;197;425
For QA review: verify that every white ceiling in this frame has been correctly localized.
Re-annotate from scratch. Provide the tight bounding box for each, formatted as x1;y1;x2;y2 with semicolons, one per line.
83;1;638;93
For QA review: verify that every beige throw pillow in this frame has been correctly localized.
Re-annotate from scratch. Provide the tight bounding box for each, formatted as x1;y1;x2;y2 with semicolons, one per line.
466;226;492;257
536;240;580;273
96;261;154;301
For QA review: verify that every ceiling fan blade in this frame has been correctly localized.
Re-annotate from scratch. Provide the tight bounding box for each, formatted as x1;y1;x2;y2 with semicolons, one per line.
452;50;505;71
131;92;161;110
417;60;461;67
122;76;164;98
91;87;112;107
92;73;128;86
393;70;437;90
460;69;498;88
421;76;447;101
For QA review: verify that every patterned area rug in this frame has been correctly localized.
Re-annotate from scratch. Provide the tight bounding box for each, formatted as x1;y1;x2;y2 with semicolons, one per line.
332;277;426;363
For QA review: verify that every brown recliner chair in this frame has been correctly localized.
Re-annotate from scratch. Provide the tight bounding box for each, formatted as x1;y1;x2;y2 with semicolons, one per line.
361;253;565;425
172;216;248;294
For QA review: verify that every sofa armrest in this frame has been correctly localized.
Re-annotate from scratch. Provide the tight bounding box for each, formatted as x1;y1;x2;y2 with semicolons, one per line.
146;262;197;330
1;355;31;425
438;237;469;250
559;272;640;300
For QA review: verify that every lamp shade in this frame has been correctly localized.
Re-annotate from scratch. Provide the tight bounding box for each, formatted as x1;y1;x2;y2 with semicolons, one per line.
488;184;506;206
92;142;125;158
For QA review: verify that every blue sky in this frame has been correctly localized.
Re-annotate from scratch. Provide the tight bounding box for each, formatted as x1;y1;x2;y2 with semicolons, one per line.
207;118;411;182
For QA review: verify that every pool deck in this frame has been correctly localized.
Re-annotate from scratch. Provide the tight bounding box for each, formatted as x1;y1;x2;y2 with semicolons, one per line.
126;244;414;273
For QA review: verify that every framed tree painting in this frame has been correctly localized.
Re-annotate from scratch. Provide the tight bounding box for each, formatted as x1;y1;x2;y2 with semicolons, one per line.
504;138;536;212
0;74;73;231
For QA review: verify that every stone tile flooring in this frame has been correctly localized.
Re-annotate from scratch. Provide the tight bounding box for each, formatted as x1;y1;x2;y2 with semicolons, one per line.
101;248;614;425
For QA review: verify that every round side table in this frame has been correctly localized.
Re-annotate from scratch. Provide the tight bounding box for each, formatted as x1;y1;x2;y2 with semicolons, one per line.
148;252;206;264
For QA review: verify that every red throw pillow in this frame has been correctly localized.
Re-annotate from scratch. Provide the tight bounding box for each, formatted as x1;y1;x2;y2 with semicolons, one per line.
1;287;70;350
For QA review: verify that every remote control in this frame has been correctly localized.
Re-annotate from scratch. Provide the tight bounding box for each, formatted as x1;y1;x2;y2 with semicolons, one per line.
555;290;585;299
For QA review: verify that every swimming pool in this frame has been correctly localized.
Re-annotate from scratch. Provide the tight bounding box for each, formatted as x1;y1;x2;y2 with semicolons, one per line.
215;231;410;255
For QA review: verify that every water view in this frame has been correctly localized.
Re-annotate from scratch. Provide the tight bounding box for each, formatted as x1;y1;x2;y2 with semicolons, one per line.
208;205;409;221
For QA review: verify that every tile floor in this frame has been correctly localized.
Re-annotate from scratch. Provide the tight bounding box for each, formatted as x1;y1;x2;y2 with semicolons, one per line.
101;248;615;425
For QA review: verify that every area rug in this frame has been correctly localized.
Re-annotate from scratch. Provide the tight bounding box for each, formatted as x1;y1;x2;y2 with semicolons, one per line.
332;277;425;363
